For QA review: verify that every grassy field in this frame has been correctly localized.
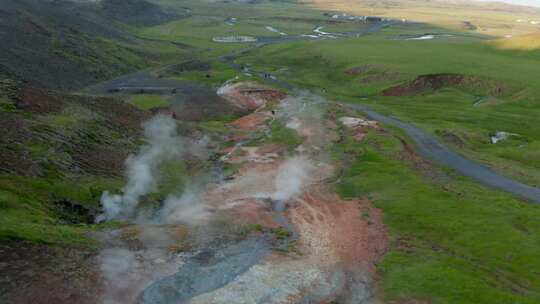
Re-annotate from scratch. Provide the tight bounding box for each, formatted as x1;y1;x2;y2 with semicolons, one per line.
494;32;540;50
0;173;122;246
162;5;540;301
304;0;540;37
139;0;360;57
168;59;237;87
87;1;540;301
334;121;540;303
235;22;540;186
129;95;170;110
4;0;540;301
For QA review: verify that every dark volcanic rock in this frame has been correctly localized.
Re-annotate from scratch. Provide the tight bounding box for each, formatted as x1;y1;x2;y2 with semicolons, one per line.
52;199;97;224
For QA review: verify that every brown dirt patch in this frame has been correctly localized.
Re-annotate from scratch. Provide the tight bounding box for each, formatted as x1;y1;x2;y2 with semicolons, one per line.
172;93;247;122
288;117;340;148
438;130;465;148
72;95;149;133
219;82;286;111
224;198;280;229
339;116;380;142
396;137;451;184
0;243;101;304
199;160;285;229
289;185;387;271
223;133;250;143
398;137;432;170
257;143;288;155
206;161;281;203
382;74;510;97
72;146;129;177
229;111;273;132
244;89;287;104
15;86;64;114
223;143;287;164
352;131;368;141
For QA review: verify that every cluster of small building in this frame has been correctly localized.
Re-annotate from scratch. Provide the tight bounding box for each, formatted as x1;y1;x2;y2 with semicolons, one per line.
225;17;238;26
212;36;257;43
323;12;397;23
516;19;540;25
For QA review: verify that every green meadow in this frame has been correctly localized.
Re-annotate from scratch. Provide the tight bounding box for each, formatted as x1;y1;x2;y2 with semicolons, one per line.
335;122;540;303
3;0;539;302
236;23;540;186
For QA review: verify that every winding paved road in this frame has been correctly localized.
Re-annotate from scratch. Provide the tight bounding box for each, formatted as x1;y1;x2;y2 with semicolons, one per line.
345;104;540;204
221;23;540;204
90;19;540;204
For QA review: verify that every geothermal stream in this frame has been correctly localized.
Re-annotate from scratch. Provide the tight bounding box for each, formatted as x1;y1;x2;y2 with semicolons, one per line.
94;15;538;303
94;21;394;303
95;83;386;303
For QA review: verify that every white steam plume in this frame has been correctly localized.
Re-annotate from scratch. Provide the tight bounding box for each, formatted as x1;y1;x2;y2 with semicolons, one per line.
272;156;313;210
158;186;210;225
98;115;183;221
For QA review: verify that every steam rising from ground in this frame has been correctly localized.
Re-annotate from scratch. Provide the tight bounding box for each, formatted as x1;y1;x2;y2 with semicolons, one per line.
96;92;362;303
99;248;136;301
279;92;325;122
158;187;210;225
272;156;313;210
98;115;185;221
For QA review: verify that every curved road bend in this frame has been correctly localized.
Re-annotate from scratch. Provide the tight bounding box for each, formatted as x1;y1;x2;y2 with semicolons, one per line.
345;104;540;204
92;19;540;204
219;22;540;205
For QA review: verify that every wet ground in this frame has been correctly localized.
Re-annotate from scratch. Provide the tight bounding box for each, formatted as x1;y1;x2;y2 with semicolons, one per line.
90;83;388;303
85;70;246;121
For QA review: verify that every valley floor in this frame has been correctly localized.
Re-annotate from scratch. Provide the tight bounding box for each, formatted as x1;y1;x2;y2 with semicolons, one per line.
2;0;540;303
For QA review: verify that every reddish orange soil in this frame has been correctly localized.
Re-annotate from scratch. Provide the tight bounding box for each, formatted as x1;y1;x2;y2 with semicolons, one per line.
199;160;285;229
223;143;287;164
290;185;387;272
229;111;273;132
226;198;281;229
219;82;286;111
